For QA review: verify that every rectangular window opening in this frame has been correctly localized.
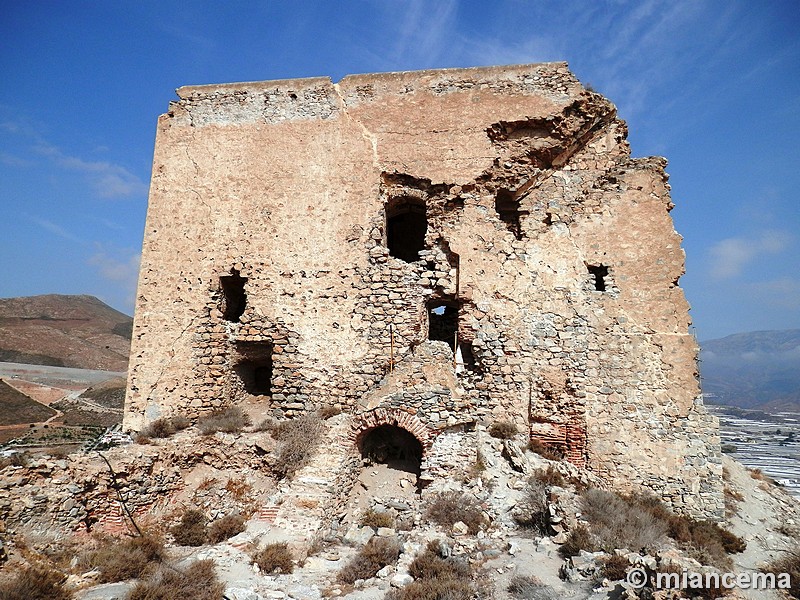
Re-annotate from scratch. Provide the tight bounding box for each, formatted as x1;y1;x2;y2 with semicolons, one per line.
588;264;609;292
233;341;273;396
220;270;247;322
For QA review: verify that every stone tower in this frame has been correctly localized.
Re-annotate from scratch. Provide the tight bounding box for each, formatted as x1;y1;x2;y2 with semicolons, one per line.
124;63;723;519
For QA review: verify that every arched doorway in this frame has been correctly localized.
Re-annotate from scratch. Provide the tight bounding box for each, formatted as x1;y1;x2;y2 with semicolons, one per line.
359;424;423;476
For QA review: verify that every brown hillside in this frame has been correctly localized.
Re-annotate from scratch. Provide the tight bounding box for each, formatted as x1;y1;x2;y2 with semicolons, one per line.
0;379;56;425
0;295;132;371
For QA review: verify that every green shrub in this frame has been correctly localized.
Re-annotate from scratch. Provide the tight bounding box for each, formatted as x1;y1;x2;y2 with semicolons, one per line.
171;509;207;546
0;564;73;600
207;514;246;544
198;407;251;435
253;542;294;574
425;490;485;534
338;537;401;584
127;559;224;600
489;421;518;439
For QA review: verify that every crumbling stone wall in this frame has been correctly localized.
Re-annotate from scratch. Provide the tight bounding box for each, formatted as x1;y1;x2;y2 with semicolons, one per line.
125;63;723;519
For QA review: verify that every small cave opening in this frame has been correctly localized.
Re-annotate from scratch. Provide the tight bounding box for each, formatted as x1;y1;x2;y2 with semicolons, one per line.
360;424;423;476
495;189;527;240
233;342;273;396
588;264;609;292
428;302;458;351
220;270;247;322
386;197;427;262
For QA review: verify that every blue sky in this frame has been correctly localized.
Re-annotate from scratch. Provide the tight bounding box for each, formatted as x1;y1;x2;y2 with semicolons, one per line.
1;0;798;341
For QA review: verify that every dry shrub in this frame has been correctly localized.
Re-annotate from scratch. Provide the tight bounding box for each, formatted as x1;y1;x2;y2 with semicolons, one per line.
90;534;165;583
599;553;629;581
527;439;564;461
533;465;565;487
141;418;175;439
360;508;394;529
0;563;73;600
579;489;669;553
253;542;294;574
127;559;224;600
425;490;485;534
407;543;470;581
749;468;775;483
338;537;402;584
0;452;29;469
271;413;324;479
559;524;597;557
514;478;549;534
507;575;559;600
207;514;245;544
767;549;800;599
197;406;251;435
224;477;252;501
489;420;518;439
386;577;474;600
170;509;207;546
319;405;341;419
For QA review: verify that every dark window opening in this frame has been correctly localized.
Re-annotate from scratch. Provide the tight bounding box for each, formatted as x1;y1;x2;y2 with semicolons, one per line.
233;342;273;396
387;197;427;262
220;270;247;322
428;302;458;351
457;340;480;373
588;265;609;292
360;424;422;476
495;189;527;240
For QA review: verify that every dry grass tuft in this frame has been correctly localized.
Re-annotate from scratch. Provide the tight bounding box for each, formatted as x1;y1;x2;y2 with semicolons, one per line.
386;541;473;600
489;420;518;439
514;478;549;534
271;413;325;479
360;508;394;529
507;575;560;600
141;415;190;439
318;405;342;419
127;559;224;600
90;534;165;583
599;553;630;581
253;542;294;574
533;465;566;487
767;549;800;599
527;439;564;461
338;537;402;584
170;509;207;546
0;563;73;600
425;490;485;535
559;524;597;557
207;514;246;544
198;406;251;435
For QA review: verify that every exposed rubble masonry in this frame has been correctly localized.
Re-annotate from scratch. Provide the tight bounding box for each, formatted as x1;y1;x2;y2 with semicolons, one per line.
124;63;723;519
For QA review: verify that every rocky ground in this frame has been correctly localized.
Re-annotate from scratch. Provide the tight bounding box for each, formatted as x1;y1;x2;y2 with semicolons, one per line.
0;416;798;600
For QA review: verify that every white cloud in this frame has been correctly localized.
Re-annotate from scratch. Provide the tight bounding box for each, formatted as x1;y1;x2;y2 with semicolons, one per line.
29;216;84;245
88;248;141;310
708;230;792;280
35;143;148;199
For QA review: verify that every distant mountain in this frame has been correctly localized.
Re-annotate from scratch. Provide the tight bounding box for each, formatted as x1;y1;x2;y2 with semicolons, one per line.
700;329;800;411
0;295;132;371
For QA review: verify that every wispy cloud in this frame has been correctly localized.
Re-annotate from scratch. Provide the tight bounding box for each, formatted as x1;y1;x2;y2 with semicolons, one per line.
753;277;800;310
29;216;84;245
88;247;141;308
0;151;33;167
708;230;793;280
35;142;147;199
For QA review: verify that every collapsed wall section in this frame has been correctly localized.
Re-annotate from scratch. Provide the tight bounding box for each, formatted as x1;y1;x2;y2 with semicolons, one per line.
125;63;723;519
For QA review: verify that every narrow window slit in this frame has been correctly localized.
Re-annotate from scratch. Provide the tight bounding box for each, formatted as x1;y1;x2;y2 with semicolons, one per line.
588;265;609;292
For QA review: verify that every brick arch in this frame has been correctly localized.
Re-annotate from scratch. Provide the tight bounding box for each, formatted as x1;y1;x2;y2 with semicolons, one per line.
350;407;435;453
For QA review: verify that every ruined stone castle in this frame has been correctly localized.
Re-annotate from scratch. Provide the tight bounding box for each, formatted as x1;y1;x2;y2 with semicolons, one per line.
124;63;723;519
